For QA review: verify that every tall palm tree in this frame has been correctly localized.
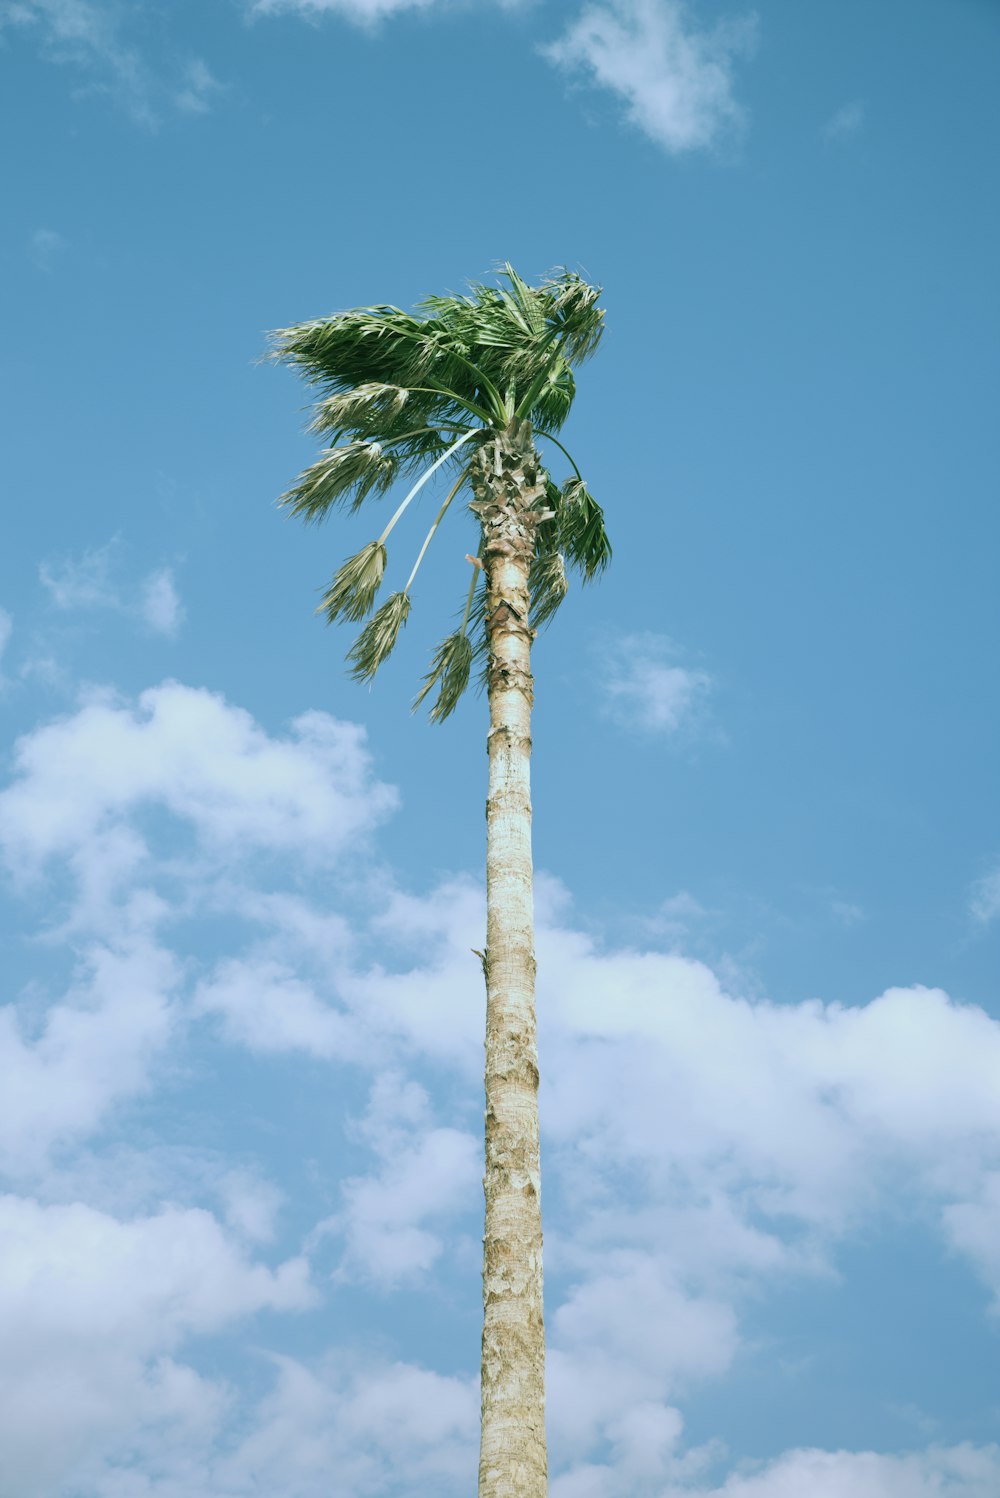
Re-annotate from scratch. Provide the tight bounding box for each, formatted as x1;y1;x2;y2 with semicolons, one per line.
270;266;609;1498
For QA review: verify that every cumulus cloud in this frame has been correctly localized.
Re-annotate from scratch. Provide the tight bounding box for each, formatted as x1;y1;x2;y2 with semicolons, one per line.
544;0;756;155
684;1442;1000;1498
0;937;177;1175
2;680;999;1494
312;1071;480;1287
0;681;396;886
0;1193;313;1497
196;955;362;1059
600;631;712;733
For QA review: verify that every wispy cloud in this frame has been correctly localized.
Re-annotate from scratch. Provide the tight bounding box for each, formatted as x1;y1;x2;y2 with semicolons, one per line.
543;0;757;155
822;99;865;142
0;1;223;124
0;608;12;690
249;0;459;23
600;631;712;734
39;540;185;638
970;865;1000;927
28;227;65;270
173;57;224;116
139;568;185;639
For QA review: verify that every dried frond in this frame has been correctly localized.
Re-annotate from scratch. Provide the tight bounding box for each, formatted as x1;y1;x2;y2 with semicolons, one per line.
319;540;386;624
347;591;410;682
413;630;474;722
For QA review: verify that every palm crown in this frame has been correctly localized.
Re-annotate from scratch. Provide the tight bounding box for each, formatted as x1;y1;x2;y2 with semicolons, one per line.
271;265;610;719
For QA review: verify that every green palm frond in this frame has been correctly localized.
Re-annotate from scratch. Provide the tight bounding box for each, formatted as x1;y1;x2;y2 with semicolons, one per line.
307;382;413;438
529;547;569;629
271;268;608;719
347;591;411;681
270;266;605;456
556;477;612;579
412;630;474;722
319;540;386;624
279;440;398;522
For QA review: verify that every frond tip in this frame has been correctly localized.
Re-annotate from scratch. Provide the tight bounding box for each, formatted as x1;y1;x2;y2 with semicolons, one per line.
347;591;410;682
413;630;473;723
319;540;386;624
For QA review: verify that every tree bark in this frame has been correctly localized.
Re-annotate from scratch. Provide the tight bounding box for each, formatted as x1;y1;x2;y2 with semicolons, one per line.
473;423;549;1498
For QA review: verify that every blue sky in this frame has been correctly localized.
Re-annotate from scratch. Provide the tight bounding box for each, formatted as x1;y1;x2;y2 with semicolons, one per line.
1;1;999;1494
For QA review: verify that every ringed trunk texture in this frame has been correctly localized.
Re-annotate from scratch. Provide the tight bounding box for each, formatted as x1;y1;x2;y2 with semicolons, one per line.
473;424;549;1498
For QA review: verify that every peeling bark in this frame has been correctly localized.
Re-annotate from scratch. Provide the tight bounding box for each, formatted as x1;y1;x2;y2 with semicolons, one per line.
472;423;548;1498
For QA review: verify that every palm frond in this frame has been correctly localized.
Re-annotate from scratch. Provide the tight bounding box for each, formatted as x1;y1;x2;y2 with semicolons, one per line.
319;540;386;624
347;591;410;682
529;547;569;629
557;478;612;579
279;441;398;522
307;382;413;438
412;630;474;722
271;268;604;455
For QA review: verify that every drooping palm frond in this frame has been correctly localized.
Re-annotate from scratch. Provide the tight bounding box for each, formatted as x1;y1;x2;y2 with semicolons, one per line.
279;440;399;521
412;630;474;723
319;540;386;624
271;267;607;715
529;546;569;630
555;477;612;579
347;591;411;682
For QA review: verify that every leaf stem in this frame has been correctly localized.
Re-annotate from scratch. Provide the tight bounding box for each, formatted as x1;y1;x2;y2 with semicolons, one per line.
377;430;480;546
404;468;468;592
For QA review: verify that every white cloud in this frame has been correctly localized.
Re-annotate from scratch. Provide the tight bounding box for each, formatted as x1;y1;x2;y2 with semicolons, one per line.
822;99;865;142
544;0;756;155
314;1071;480;1287
196;955;362;1060
0;936;177;1174
600;632;712;733
38;540;187;637
207;1353;478;1498
173;57;224;115
942;1173;1000;1309
3;681;1000;1493
0;681;397;884
39;537;120;611
0;0;223;124
250;0;445;22
139;566;185;636
0;607;11;683
219;1170;284;1244
0;1192;313;1498
682;1442;1000;1498
970;865;1000;926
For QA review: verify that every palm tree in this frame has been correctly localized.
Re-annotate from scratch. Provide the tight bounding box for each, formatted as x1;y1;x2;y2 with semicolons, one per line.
270;266;609;1498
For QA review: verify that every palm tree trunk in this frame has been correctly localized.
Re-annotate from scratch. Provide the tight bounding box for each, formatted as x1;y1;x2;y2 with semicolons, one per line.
473;424;548;1498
